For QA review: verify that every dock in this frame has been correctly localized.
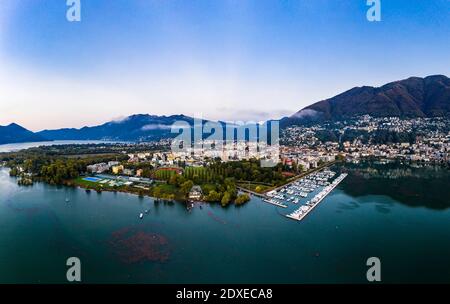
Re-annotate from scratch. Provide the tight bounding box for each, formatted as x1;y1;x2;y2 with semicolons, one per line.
236;186;267;198
286;173;348;221
263;199;288;208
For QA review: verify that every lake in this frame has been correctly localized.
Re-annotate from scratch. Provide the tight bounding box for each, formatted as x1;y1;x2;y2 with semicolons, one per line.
0;163;449;283
0;140;130;153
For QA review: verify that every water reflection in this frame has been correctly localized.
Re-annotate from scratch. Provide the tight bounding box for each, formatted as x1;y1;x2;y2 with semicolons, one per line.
338;162;450;210
375;204;391;214
335;201;360;213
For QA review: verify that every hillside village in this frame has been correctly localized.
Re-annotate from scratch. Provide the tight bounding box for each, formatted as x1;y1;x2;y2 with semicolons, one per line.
281;116;449;168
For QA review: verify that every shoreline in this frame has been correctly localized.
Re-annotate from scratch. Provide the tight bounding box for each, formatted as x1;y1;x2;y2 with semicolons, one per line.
66;178;250;207
66;179;184;203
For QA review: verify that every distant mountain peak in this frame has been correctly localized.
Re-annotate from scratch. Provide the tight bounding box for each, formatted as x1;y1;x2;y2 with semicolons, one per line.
6;122;24;129
0;123;46;145
282;75;450;127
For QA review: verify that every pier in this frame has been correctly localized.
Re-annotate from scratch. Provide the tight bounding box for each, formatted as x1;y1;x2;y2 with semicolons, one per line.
236;186;267;198
263;199;288;208
286;173;348;221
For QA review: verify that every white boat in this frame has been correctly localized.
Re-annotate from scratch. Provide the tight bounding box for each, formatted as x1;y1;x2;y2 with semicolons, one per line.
139;213;144;219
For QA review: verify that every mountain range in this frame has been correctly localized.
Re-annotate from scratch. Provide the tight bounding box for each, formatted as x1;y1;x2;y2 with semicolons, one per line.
1;75;449;145
0;123;46;145
281;75;450;127
37;114;195;142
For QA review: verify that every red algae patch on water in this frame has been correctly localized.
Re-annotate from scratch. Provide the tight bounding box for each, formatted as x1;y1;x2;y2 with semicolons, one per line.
6;200;41;216
207;211;227;225
109;227;170;264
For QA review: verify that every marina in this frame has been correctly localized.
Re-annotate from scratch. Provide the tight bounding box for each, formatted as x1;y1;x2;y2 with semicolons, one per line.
265;169;336;203
286;173;348;221
261;168;347;222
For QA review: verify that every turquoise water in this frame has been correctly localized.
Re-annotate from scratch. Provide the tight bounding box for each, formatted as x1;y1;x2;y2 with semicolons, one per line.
1;164;450;283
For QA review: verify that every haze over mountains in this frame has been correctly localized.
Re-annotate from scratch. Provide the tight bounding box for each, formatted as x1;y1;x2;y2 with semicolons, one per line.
37;114;195;142
1;75;449;145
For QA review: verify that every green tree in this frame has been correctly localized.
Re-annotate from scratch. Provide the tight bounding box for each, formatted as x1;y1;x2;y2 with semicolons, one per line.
180;180;194;195
235;194;250;205
205;190;222;202
221;191;231;206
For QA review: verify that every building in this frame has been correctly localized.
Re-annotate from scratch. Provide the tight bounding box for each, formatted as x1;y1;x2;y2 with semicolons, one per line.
112;165;124;175
86;163;109;174
136;169;144;177
123;168;134;176
188;185;203;200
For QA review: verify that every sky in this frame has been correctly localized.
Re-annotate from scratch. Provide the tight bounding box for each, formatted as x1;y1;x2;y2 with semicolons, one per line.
0;0;449;131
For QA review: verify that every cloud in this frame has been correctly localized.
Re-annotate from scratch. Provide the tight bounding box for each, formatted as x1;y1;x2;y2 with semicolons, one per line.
216;107;293;122
291;109;320;119
110;116;130;124
141;123;171;131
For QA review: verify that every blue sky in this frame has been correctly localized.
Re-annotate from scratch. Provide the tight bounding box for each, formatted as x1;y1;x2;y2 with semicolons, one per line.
0;0;449;131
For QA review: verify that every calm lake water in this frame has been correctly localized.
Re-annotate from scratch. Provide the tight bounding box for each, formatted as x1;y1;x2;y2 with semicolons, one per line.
0;140;128;153
1;163;450;283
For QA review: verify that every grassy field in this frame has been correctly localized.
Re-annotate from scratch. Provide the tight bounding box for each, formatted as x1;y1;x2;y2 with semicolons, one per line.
73;176;101;188
71;176;184;200
72;176;122;191
153;168;179;180
150;182;186;200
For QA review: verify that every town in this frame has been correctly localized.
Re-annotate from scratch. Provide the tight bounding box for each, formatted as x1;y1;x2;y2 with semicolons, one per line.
281;116;449;167
1;116;448;208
